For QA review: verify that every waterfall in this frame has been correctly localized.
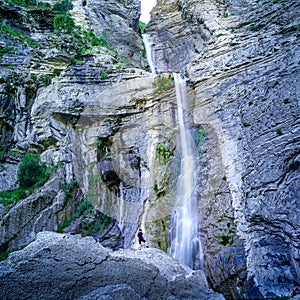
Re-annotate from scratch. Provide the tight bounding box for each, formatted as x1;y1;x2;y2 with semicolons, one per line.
170;73;203;269
142;34;157;74
142;26;203;268
118;182;126;231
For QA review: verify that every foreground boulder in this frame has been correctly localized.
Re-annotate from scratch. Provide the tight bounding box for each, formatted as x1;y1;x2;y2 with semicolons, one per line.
0;232;224;300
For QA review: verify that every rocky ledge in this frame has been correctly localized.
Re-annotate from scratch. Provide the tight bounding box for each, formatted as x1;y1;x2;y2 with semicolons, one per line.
0;231;224;300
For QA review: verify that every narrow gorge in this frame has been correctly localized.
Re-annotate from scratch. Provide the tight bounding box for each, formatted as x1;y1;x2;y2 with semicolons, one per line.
0;0;299;299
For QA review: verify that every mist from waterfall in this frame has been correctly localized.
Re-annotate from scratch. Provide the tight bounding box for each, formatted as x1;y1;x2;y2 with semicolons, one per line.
170;73;203;269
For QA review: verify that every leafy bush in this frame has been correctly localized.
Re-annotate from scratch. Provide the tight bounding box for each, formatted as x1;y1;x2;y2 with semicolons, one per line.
30;73;37;81
37;2;51;9
76;199;93;215
53;69;62;77
0;155;58;209
17;153;48;188
139;21;146;33
156;142;172;163
83;29;110;48
153;75;174;91
54;13;76;33
52;0;73;13
41;75;51;86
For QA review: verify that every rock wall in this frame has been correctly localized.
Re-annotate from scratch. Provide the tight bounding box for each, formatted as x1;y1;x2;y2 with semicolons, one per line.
148;0;300;298
0;0;145;252
0;0;299;299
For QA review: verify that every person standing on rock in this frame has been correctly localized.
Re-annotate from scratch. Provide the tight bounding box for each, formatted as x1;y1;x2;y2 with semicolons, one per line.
137;228;148;249
290;281;300;298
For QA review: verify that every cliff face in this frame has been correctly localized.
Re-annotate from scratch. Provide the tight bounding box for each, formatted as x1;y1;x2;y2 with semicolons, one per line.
0;0;299;299
148;0;300;298
0;0;145;250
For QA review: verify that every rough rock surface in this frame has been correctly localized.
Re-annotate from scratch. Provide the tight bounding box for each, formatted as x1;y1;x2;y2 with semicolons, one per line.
75;0;142;67
0;0;299;299
0;168;81;250
0;231;224;300
148;0;300;298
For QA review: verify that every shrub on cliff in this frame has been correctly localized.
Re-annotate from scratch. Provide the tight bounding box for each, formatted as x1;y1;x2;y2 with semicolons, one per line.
52;0;73;13
54;13;76;33
17;153;48;188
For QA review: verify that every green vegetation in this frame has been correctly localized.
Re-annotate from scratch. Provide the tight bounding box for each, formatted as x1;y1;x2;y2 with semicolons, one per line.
53;13;115;56
57;199;94;233
216;33;225;37
141;48;146;58
0;46;18;59
153;75;174;91
37;1;51;9
30;73;37;81
0;23;37;47
50;1;127;65
97;138;110;158
0;153;56;209
62;179;78;203
156;142;172;164
52;0;73;13
100;69;107;80
139;21;147;34
53;69;62;77
57;199;110;235
198;128;206;146
76;198;93;216
219;235;234;246
276;128;282;135
0;186;35;209
243;122;251;127
41;75;51;86
18;153;48;188
54;13;76;33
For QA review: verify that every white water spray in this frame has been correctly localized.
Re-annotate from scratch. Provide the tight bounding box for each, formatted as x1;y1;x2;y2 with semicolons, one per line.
141;20;203;268
170;73;203;269
142;34;157;74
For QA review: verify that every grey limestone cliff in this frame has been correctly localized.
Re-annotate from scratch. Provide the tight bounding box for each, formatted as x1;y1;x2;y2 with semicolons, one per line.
147;0;300;298
0;0;299;299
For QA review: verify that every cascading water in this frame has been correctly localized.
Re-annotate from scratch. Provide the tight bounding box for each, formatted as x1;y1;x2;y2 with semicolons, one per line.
170;73;203;269
140;5;203;268
142;34;157;74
